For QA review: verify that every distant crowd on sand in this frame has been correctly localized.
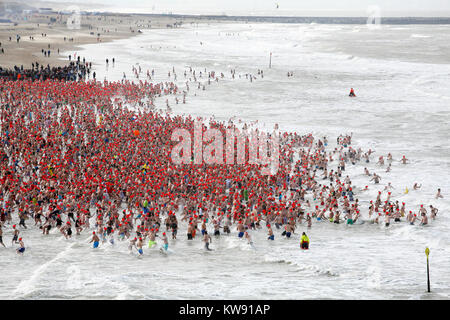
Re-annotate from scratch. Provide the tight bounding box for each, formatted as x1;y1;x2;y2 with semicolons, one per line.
0;62;444;255
0;58;92;82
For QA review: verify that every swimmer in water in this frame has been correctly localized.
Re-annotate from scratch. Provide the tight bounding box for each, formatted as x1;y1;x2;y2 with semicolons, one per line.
11;225;19;245
410;214;417;225
203;231;212;251
370;173;381;184
436;188;443;199
394;209;401;222
90;231;100;249
171;216;178;240
420;213;428;226
282;224;293;238
161;232;169;251
201;219;207;236
406;211;413;224
108;229;115;245
187;223;194;240
213;218;221;236
0;224;6;248
385;212;391;227
16;238;25;254
136;237;144;255
334;211;341;224
306;214;312;228
267;224;274;240
237;221;245;238
244;231;253;245
128;237;137;252
384;182;394;191
148;228;157;248
413;183;422;190
387;153;393;162
430;206;438;220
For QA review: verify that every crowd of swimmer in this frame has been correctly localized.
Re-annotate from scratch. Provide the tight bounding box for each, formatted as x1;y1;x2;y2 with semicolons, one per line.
120;54;268;111
0;72;442;255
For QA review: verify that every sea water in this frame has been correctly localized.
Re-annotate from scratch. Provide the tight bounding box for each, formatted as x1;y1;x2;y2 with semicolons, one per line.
1;23;449;299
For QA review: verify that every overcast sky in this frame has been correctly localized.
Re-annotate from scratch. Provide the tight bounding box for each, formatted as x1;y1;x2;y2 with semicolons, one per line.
34;0;450;16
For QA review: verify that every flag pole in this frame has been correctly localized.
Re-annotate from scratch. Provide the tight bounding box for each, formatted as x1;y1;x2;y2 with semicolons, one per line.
425;247;431;293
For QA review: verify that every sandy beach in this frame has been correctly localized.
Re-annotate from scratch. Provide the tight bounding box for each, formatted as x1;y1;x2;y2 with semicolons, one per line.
0;12;226;69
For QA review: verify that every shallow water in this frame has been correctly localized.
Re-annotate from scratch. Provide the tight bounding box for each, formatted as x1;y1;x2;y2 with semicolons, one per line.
1;23;449;299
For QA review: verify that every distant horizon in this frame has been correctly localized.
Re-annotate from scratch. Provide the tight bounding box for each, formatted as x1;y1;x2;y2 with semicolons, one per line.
9;0;450;18
62;9;450;18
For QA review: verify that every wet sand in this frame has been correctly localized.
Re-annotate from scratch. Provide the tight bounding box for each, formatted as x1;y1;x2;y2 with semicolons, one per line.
0;12;226;69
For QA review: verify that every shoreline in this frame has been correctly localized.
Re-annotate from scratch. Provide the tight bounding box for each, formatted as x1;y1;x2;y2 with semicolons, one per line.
3;12;450;70
0;13;232;69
